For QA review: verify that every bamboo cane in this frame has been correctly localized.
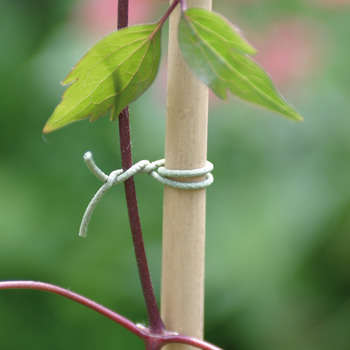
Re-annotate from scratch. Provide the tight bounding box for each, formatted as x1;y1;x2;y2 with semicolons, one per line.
161;1;212;349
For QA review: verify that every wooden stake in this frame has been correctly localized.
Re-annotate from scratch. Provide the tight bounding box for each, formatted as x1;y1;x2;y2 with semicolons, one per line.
161;1;212;349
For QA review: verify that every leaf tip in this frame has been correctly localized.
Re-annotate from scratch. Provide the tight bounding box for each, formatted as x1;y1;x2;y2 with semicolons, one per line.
284;109;304;122
248;46;258;56
42;123;54;134
295;114;304;122
61;76;74;86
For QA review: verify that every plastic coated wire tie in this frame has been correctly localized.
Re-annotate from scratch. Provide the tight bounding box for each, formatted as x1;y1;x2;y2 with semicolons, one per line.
79;151;214;238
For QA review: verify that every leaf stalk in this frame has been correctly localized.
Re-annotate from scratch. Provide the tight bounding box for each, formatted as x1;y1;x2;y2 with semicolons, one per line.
150;0;181;40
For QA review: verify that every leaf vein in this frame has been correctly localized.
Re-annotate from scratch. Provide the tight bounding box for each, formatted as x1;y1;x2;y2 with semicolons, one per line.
186;15;292;114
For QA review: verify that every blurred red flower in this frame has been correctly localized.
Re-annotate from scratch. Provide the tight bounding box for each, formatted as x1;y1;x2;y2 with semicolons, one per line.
316;0;350;7
253;20;320;87
77;0;161;35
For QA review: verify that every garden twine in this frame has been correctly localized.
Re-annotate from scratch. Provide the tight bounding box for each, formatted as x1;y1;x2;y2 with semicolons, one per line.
79;151;214;237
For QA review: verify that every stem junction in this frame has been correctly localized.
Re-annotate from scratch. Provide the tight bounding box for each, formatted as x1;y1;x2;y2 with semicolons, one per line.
0;281;221;350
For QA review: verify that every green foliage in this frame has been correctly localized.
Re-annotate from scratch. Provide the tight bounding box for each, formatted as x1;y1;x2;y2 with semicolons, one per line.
4;1;350;349
43;24;161;133
178;8;303;122
44;5;303;134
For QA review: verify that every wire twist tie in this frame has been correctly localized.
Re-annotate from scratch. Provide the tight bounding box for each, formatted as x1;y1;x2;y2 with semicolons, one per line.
79;151;214;238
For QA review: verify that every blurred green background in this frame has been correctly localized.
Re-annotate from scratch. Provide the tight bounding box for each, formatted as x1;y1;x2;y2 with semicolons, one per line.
1;0;350;349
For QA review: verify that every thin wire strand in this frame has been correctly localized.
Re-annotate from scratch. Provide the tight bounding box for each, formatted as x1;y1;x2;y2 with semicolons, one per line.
79;152;214;237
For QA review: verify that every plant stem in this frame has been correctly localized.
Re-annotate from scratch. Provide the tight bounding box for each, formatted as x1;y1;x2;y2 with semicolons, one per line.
145;339;163;350
0;281;143;337
153;0;180;36
117;0;164;335
117;0;128;29
0;281;221;350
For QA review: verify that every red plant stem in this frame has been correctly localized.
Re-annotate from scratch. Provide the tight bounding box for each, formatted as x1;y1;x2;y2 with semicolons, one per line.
145;339;163;350
163;335;222;350
117;0;128;29
153;0;180;35
117;0;164;334
0;281;143;338
0;281;221;350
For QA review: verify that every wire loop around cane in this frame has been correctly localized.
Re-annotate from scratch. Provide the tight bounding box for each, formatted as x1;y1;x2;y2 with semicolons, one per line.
79;152;214;238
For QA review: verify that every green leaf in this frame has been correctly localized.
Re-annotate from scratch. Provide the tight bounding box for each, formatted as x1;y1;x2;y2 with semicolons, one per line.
43;24;161;133
178;8;303;122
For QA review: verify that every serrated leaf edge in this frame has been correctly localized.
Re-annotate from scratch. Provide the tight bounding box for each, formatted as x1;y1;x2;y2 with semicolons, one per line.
48;38;152;128
63;26;156;85
44;27;162;133
182;13;303;121
187;9;257;55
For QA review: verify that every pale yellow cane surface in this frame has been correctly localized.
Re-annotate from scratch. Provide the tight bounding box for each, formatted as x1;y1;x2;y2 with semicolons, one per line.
161;1;212;349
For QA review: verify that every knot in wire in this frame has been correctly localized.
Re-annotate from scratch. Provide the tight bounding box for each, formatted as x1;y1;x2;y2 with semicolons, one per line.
79;151;214;238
